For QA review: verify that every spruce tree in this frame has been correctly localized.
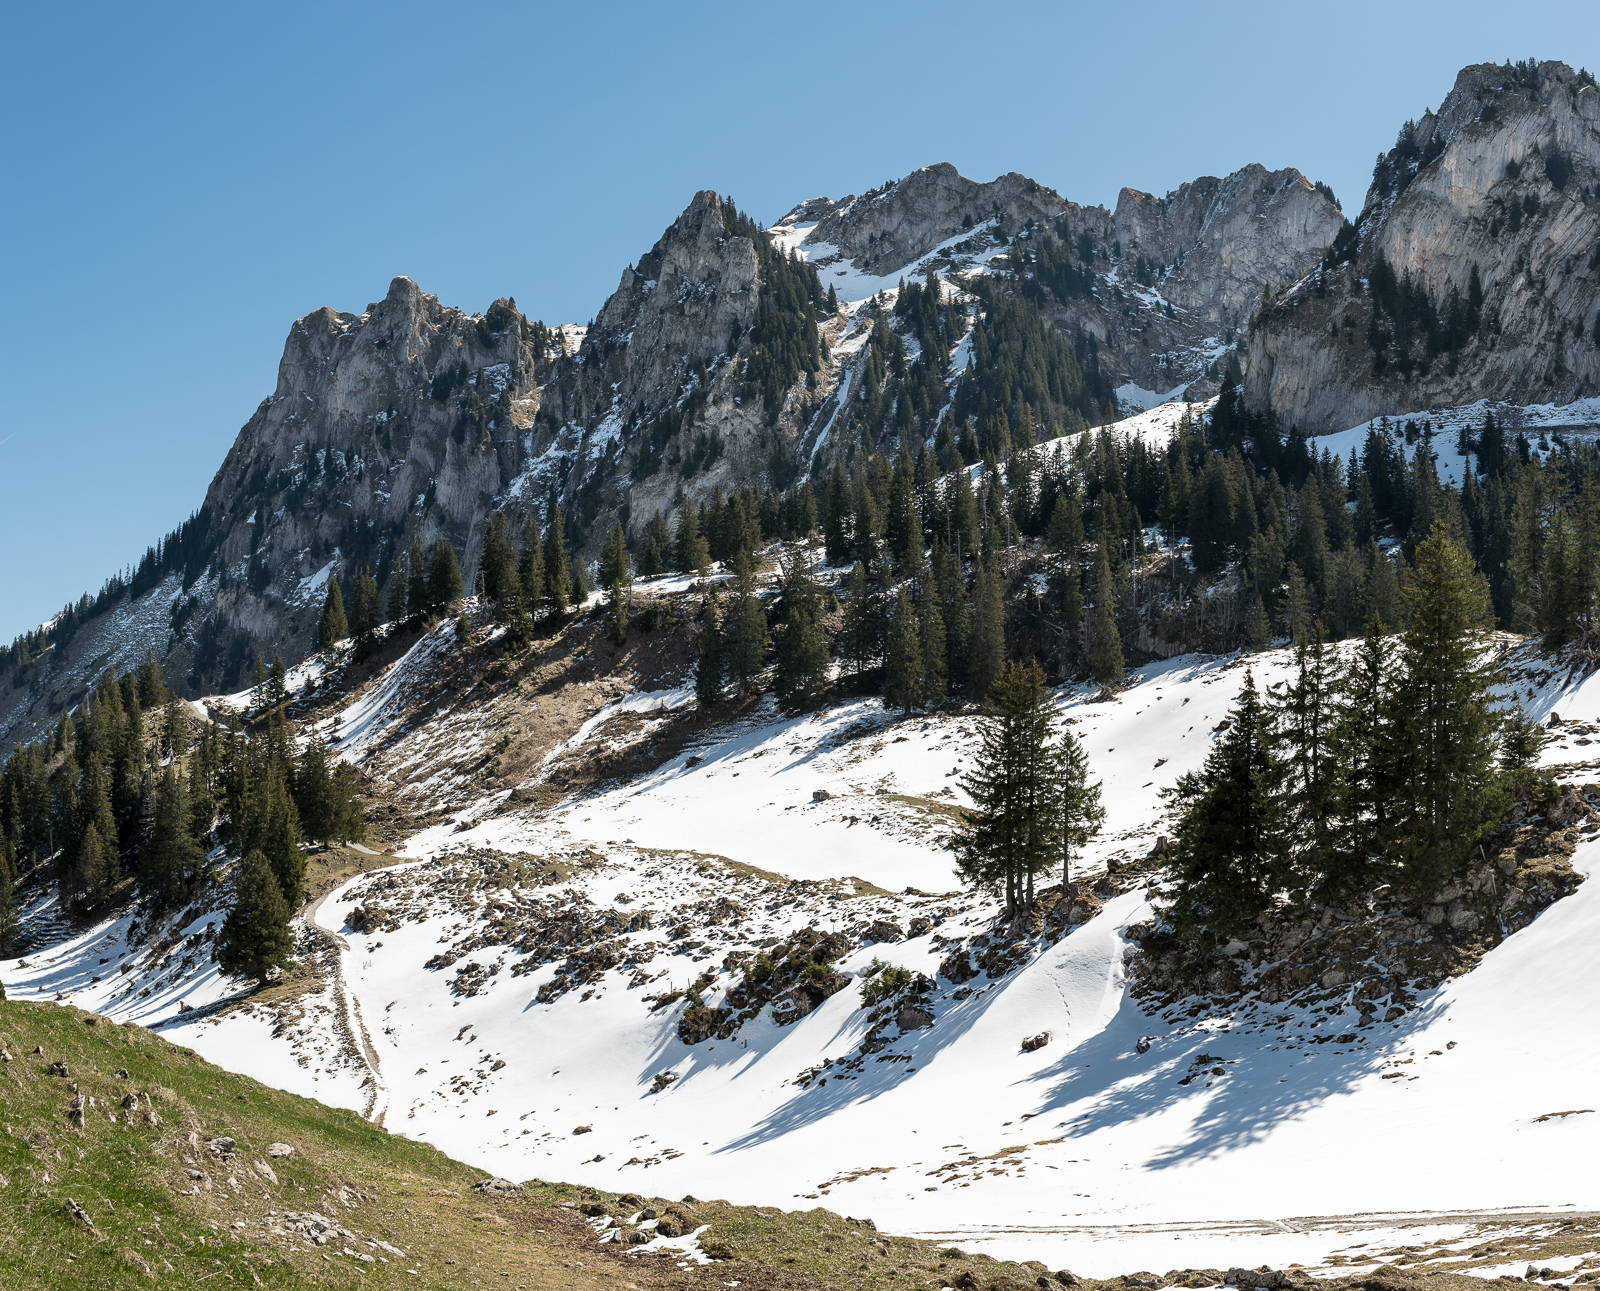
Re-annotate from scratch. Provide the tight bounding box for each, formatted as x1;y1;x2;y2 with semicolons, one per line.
544;509;571;614
350;566;380;652
1086;550;1123;684
773;546;830;712
722;553;768;694
1269;626;1342;893
264;776;305;907
883;587;925;714
606;579;629;646
1050;724;1104;889
917;570;948;704
318;578;348;649
967;554;1005;699
1162;671;1288;940
385;556;408;624
406;539;428;617
599;522;630;590
518;515;547;620
427;542;464;610
1247;595;1272;651
694;585;723;707
955;661;1056;915
674;503;710;574
1383;523;1506;894
138;767;203;912
216;850;294;985
294;739;334;843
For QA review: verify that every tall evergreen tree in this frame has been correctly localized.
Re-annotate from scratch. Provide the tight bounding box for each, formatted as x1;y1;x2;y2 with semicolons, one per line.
674;503;710;574
694;585;723;707
544;508;571;614
1049;723;1104;889
722;553;768;694
1086;550;1123;684
1161;671;1288;940
263;775;305;907
1269;626;1342;893
138;767;203;912
317;578;348;649
216;850;294;985
1383;523;1505;894
773;546;830;712
427;542;464;610
349;565;380;652
883;587;925;714
518;515;547;619
599;522;630;590
955;661;1057;914
967;554;1006;699
407;539;429;617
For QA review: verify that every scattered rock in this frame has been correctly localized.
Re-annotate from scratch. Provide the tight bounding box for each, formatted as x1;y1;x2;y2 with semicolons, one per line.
266;1143;294;1158
473;1177;522;1195
113;1068;128;1079
47;1062;69;1078
1021;1031;1051;1053
1137;1036;1154;1054
252;1160;279;1185
895;1002;935;1031
207;1137;237;1159
64;1198;100;1235
811;789;831;801
572;1125;592;1135
1055;1273;1083;1287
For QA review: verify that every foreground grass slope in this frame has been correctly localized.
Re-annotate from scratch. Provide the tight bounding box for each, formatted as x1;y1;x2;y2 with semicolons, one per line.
2;984;1599;1290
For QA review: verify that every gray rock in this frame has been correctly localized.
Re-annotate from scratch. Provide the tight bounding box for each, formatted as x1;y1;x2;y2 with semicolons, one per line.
473;1177;522;1195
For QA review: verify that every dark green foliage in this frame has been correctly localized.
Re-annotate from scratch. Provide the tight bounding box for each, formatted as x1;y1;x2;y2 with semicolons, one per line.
1050;726;1104;888
723;554;769;694
479;514;523;623
1086;551;1123;683
407;539;428;617
216;849;294;985
637;510;671;577
1381;524;1505;894
882;587;924;714
426;542;464;610
955;661;1057;914
317;578;347;649
694;586;723;707
773;546;831;712
138;767;204;913
966;556;1005;700
349;565;380;653
1163;672;1289;941
599;522;630;590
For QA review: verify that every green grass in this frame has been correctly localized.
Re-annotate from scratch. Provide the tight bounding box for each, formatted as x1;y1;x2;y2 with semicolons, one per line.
1;996;1593;1291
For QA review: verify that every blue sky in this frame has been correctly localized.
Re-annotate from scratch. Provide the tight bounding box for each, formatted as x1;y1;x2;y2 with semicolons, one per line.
2;1;1595;643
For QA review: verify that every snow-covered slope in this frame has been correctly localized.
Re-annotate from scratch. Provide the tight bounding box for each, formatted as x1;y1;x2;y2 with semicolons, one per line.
13;621;1598;1276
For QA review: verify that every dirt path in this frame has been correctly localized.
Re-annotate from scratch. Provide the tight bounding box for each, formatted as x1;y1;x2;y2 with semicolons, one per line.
302;883;388;1125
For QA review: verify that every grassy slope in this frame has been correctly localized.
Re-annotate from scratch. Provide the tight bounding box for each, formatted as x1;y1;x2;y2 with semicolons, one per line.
3;994;1595;1291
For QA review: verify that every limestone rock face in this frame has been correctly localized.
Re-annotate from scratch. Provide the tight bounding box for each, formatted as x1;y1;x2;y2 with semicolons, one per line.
1246;60;1600;432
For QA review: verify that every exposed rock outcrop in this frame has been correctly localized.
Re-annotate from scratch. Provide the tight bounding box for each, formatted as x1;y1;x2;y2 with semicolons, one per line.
1247;60;1600;432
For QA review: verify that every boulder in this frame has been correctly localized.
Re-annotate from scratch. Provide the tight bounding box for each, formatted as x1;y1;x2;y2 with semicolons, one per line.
1021;1031;1051;1053
473;1177;522;1195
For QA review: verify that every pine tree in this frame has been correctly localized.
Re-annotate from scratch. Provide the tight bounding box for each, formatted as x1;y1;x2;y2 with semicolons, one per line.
674;503;710;574
883;587;925;714
407;539;429;617
1161;671;1288;940
586;580;615;648
163;694;189;757
317;578;348;649
427;542;464;610
694;585;723;707
1499;704;1551;791
544;509;571;614
967;554;1005;699
599;522;630;590
773;546;830;712
518;515;547;619
1086;550;1123;684
349;565;380;652
216;849;294;985
137;649;167;709
138;767;203;912
261;774;305;906
386;555;409;624
917;569;948;704
1247;595;1272;651
294;739;334;843
1383;523;1506;894
955;661;1057;915
722;553;768;694
1269;626;1342;893
269;655;287;710
1049;724;1104;889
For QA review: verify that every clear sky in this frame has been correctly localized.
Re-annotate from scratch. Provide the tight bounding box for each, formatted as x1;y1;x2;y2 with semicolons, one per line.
2;1;1595;643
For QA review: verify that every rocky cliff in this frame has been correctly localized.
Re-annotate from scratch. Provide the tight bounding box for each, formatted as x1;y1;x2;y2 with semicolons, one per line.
1246;59;1600;432
0;158;1357;747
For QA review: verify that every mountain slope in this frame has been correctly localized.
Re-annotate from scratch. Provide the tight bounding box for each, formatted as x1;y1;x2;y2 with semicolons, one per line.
12;589;1598;1276
1247;59;1600;432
